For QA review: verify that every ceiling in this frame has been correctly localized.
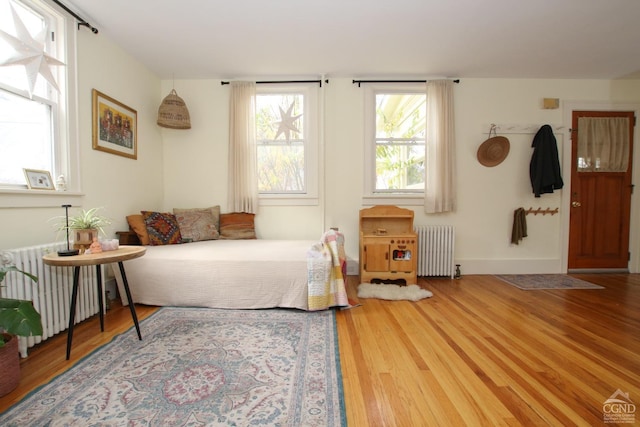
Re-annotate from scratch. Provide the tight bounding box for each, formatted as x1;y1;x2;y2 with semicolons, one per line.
66;0;640;81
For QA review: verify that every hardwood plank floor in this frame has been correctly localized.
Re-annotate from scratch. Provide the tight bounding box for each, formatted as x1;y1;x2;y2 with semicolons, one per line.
338;274;640;426
1;274;638;426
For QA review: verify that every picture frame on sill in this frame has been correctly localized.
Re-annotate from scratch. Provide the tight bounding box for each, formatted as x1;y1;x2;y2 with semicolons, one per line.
23;168;55;190
92;89;137;159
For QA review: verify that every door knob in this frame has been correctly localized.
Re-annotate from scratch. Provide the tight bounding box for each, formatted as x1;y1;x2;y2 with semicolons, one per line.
572;201;581;207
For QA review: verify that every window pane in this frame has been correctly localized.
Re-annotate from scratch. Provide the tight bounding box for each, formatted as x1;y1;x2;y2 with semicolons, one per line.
376;93;425;139
256;93;306;193
257;143;305;192
375;144;424;190
0;0;50;98
375;93;425;191
0;89;53;185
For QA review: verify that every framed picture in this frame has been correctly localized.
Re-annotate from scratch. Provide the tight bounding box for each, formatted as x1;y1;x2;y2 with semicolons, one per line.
23;168;55;190
92;89;137;159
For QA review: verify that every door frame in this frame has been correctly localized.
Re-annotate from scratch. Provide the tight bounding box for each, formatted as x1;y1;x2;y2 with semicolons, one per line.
562;101;640;273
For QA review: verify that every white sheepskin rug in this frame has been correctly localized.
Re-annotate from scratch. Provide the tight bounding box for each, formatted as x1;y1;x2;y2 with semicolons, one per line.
357;283;433;301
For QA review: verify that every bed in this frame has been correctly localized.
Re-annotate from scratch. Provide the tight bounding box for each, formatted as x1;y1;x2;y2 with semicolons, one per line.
112;235;348;311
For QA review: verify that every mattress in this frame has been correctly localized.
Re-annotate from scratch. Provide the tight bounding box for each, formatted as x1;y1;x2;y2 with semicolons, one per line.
113;239;318;310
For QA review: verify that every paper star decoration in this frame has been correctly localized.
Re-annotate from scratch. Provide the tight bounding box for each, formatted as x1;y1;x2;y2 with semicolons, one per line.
0;2;65;97
274;102;302;142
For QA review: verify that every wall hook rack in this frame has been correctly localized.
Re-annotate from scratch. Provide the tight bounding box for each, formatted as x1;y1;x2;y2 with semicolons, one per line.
526;207;559;216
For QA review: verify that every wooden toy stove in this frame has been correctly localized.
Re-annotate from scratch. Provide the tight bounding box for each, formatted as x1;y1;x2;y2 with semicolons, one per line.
359;205;417;285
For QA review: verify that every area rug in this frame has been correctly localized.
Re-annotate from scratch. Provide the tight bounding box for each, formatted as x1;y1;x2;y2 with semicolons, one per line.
0;307;346;426
495;274;605;290
357;283;433;301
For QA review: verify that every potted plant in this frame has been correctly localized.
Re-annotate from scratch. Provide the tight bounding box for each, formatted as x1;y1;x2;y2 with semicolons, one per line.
0;252;42;397
54;207;111;251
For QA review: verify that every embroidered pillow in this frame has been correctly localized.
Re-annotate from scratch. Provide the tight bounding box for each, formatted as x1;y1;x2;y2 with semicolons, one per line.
219;212;256;239
141;211;182;245
173;209;219;242
173;206;220;233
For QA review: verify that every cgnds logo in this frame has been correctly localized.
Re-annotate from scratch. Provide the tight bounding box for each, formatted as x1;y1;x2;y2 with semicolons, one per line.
603;389;636;424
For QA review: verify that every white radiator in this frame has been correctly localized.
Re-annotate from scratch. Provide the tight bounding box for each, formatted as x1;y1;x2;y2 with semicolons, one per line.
2;242;100;357
415;226;455;278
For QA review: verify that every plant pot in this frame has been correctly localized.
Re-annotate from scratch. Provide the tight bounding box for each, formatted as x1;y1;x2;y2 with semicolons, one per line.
73;228;98;252
0;333;20;397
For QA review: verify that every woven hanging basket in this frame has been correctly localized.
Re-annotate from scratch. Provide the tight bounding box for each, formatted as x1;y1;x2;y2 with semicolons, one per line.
157;89;191;129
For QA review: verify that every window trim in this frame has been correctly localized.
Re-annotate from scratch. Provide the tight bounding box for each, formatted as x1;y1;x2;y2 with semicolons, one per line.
363;82;426;206
0;0;82;206
255;83;319;206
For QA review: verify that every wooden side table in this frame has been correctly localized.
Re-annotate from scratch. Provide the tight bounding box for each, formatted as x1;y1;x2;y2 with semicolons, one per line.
43;246;146;359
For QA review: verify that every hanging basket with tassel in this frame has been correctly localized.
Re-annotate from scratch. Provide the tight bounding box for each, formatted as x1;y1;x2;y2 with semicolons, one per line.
157;89;191;129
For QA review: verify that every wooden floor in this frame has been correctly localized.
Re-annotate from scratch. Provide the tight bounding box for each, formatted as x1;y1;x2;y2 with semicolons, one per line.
1;274;639;426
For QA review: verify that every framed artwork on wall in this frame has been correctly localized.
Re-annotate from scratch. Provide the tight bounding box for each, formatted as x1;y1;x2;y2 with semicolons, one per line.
92;89;137;159
23;168;55;190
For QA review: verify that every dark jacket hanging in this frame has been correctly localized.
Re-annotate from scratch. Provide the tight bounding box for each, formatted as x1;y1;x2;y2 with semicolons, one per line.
530;124;563;197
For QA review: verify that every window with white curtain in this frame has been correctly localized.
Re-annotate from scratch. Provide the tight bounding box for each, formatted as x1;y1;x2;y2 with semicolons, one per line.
0;0;76;193
255;83;318;205
364;83;426;203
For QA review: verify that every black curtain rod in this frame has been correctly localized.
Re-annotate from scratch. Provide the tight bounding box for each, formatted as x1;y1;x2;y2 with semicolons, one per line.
221;79;329;87
51;0;99;33
352;79;460;87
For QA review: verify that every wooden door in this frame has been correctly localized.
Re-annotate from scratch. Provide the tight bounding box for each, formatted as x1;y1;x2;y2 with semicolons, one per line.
568;111;634;270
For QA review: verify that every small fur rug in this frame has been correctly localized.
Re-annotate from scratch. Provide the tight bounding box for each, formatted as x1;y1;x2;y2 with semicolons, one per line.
357;283;433;301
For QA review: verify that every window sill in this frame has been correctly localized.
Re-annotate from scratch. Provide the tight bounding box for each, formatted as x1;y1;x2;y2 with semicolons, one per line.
259;195;319;206
0;189;84;208
362;194;424;206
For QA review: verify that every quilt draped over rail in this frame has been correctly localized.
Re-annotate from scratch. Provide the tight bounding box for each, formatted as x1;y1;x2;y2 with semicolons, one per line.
307;229;349;310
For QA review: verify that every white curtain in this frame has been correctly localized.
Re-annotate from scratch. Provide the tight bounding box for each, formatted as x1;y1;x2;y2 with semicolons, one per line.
228;81;258;213
577;117;629;172
424;80;456;213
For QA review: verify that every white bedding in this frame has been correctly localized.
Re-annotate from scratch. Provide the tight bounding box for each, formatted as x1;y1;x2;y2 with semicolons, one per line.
113;239;318;310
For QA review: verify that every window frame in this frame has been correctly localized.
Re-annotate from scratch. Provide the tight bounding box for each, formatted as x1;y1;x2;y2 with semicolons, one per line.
0;0;81;208
255;83;319;206
363;82;426;206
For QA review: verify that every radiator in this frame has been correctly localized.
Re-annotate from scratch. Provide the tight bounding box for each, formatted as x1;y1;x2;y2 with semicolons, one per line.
2;242;100;357
414;226;455;278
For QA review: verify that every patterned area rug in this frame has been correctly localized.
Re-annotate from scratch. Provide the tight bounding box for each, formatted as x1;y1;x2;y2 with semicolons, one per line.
0;307;346;426
495;274;605;290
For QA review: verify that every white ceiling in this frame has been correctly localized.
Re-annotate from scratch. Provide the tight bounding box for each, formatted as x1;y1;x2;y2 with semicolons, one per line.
66;0;640;80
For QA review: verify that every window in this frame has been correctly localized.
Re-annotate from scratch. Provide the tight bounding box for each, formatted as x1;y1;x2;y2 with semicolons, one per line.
364;83;426;203
255;84;318;205
0;0;77;196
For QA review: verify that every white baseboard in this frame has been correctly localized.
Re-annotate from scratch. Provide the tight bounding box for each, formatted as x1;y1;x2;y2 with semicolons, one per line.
348;258;564;276
452;258;564;275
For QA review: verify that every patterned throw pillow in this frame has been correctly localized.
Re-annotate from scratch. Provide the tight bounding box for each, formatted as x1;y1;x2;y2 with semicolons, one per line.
173;206;220;233
173;209;219;242
141;211;182;245
219;212;256;239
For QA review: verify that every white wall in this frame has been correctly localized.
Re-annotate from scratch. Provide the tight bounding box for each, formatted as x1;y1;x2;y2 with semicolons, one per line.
160;77;640;274
0;29;164;249
2;26;639;275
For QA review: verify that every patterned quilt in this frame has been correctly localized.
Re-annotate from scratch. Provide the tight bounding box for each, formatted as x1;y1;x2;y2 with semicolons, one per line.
307;229;349;311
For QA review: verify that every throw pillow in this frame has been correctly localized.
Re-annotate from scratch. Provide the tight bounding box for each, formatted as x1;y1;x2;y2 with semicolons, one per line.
173;206;220;232
173;209;219;242
126;214;150;245
219;212;256;239
141;211;182;245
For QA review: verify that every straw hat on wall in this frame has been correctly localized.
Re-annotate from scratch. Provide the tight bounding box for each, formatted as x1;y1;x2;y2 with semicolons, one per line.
477;135;510;167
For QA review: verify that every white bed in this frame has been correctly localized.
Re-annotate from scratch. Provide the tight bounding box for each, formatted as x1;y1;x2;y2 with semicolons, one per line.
113;239;320;310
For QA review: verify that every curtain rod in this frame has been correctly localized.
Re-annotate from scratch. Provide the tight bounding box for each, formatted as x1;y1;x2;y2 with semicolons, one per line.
51;0;99;33
352;79;460;87
221;79;329;87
